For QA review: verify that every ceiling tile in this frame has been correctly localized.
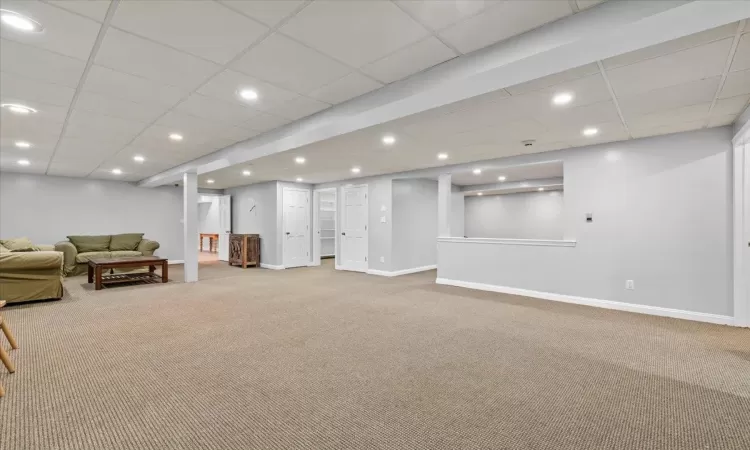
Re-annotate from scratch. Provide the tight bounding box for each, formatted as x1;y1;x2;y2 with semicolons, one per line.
218;0;305;27
627;103;710;130
54;136;123;159
0;0;101;60
174;93;261;127
241;112;291;133
720;69;750;98
0;132;58;155
46;0;112;22
729;32;750;72
279;1;429;67
618;77;719;119
606;39;732;97
95;28;220;90
309;72;382;105
505;64;600;96
0;107;65;139
534;100;622;130
153;111;227;142
394;0;497;31
576;0;607;10
82;65;188;108
0;99;69;123
267;96;330;121
360;37;457;84
0;70;76;107
439;1;573;54
112;0;268;65
604;23;738;70
197;69;299;112
75;91;171;123
712;94;749;117
0;38;85;88
630;120;706;139
64;109;147;145
707;114;737;128
231;32;350;94
47;159;104;178
511;73;612;117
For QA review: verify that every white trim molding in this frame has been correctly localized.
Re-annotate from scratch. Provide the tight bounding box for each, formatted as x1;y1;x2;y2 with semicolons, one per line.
438;237;577;247
367;265;437;277
260;263;285;270
168;260;184;265
435;278;736;326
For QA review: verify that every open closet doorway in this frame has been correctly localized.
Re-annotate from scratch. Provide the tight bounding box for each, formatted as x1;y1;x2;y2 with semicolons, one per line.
312;188;337;268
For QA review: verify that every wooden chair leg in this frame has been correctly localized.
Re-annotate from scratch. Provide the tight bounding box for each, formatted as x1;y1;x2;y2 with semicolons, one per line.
1;320;18;350
0;381;5;397
0;346;15;373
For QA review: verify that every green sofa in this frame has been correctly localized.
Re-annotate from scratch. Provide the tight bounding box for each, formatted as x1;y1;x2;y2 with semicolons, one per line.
0;238;64;304
55;234;160;277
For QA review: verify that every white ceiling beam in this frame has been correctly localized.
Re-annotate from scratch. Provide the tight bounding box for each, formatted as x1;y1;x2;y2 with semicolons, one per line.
139;0;750;187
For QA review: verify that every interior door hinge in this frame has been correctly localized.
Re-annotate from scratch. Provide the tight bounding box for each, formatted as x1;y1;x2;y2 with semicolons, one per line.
365;256;367;262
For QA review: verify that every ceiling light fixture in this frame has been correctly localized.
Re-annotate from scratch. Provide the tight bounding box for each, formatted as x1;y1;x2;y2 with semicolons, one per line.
477;192;483;196
351;167;361;174
552;92;573;106
582;127;599;137
437;153;448;160
472;168;481;175
239;88;259;101
14;141;31;149
17;159;30;166
169;133;183;141
242;170;251;176
0;9;43;32
206;179;215;184
498;175;506;181
111;168;122;175
295;156;306;164
538;187;544;191
382;135;396;146
133;155;145;163
1;103;37;114
296;177;303;182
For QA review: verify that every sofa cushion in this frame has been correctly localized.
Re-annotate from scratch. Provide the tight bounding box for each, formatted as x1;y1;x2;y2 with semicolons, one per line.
75;251;112;264
0;244;9;253
110;251;142;258
0;237;34;252
109;233;144;251
68;235;111;253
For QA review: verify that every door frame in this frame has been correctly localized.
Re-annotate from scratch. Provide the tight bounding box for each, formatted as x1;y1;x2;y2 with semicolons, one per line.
282;187;311;269
732;123;750;328
338;184;368;273
217;194;231;262
312;187;337;266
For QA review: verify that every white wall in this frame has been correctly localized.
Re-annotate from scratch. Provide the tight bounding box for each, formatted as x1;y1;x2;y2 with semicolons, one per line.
451;186;465;238
465;191;564;239
438;127;733;317
227;181;278;265
392;179;438;271
198;195;221;234
0;172;183;260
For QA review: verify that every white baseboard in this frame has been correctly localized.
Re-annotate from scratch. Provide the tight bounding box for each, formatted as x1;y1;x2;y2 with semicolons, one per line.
260;263;284;270
367;265;437;277
168;260;184;265
435;278;736;326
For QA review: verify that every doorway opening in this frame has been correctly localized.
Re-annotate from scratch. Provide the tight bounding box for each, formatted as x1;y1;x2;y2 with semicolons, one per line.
198;194;231;267
313;188;337;269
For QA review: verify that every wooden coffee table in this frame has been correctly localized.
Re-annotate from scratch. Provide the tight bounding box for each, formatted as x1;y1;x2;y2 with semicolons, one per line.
87;256;169;290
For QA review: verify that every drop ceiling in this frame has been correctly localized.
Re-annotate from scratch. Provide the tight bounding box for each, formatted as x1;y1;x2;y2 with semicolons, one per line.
0;0;605;181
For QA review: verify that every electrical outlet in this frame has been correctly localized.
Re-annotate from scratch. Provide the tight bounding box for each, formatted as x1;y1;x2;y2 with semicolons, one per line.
626;280;635;290
380;256;385;263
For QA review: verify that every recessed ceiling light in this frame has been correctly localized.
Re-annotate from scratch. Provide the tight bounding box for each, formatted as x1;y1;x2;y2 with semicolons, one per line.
169;133;183;141
520;182;529;187
242;170;251;176
0;10;43;32
206;179;215;184
477;192;483;196
582;127;599;137
437;153;448;160
133;155;145;163
295;156;306;164
552;92;573;106
111;168;122;175
17;159;30;166
2;103;37;114
382;135;396;145
498;175;506;181
351;167;361;174
472;168;481;175
14;141;31;149
538;187;544;191
296;177;303;182
239;88;259;101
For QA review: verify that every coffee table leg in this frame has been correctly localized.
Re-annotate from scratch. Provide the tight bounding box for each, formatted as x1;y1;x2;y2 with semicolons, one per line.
162;261;168;283
95;266;103;290
149;265;155;273
88;264;93;283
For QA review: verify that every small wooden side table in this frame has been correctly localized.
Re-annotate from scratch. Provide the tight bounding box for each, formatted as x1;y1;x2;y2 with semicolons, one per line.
228;234;260;268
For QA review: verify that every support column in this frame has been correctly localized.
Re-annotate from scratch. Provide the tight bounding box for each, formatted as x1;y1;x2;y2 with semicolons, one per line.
438;173;452;238
183;171;198;283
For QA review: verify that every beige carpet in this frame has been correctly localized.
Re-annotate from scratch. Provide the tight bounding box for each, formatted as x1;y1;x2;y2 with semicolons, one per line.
1;260;749;450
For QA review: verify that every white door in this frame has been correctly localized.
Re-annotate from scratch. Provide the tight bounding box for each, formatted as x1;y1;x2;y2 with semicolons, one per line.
340;185;368;272
312;190;321;266
218;195;231;261
283;187;310;268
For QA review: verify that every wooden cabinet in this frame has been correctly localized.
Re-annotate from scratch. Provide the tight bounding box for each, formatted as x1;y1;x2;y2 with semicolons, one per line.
229;234;260;268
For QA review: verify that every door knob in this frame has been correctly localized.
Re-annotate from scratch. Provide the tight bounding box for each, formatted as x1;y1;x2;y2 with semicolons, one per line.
286;232;290;235
342;232;346;236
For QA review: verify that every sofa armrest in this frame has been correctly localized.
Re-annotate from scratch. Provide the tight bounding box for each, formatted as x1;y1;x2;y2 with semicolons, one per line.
0;251;63;271
138;239;160;256
55;241;78;275
34;244;55;251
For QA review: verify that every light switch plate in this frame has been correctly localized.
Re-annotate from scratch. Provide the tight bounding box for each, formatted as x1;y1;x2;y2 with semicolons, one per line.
380;205;387;212
380;216;386;223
